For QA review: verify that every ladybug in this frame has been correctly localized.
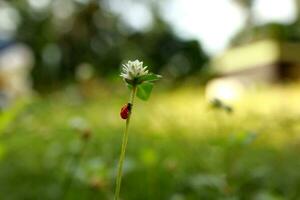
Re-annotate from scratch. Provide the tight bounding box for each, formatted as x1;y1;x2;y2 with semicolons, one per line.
120;103;132;119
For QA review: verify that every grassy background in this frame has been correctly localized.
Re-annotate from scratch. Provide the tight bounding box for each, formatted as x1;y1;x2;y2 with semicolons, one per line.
1;83;300;200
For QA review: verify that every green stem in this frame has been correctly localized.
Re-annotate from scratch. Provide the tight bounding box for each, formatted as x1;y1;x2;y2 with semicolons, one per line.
114;86;137;200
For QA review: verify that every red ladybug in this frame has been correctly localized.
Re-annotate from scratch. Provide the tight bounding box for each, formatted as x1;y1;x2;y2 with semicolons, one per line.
120;103;132;119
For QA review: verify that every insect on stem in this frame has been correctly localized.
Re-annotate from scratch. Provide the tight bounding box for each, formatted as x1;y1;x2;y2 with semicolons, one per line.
114;86;137;200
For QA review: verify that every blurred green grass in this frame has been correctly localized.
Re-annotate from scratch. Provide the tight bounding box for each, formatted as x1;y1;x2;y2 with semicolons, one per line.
1;84;300;200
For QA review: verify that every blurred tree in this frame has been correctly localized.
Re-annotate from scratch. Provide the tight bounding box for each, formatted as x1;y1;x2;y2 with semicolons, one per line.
233;0;255;27
296;0;300;19
11;0;123;89
230;23;289;47
120;16;208;80
230;0;257;47
6;0;208;90
230;0;300;47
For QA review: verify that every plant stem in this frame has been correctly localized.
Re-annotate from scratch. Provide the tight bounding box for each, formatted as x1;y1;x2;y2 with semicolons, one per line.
114;86;137;200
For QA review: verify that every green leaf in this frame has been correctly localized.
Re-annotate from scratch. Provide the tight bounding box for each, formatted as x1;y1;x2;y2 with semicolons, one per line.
137;82;154;101
137;74;161;84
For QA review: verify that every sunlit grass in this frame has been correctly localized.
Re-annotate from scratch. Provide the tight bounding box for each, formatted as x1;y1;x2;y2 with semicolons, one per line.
1;83;300;199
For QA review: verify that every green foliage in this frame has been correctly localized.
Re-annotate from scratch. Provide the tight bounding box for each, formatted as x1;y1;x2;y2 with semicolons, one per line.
7;0;209;89
233;0;254;8
134;73;161;101
230;0;300;47
230;22;300;47
137;82;154;101
0;100;28;134
1;85;300;199
137;74;162;84
125;73;161;101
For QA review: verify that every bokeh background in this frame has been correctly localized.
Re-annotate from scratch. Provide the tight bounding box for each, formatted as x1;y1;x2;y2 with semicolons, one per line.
1;0;300;199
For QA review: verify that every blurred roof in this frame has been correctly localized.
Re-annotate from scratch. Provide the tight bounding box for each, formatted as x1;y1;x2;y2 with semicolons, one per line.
212;39;300;74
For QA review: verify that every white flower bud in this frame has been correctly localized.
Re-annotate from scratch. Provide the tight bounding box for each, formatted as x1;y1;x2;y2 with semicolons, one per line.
120;60;149;81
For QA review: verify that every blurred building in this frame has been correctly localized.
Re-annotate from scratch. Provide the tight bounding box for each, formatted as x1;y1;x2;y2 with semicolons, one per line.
206;39;300;102
0;42;33;109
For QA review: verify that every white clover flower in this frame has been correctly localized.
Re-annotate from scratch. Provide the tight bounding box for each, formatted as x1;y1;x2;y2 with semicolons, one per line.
120;60;149;81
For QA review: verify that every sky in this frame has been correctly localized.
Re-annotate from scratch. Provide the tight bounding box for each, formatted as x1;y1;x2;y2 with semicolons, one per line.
108;0;297;56
160;0;245;55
